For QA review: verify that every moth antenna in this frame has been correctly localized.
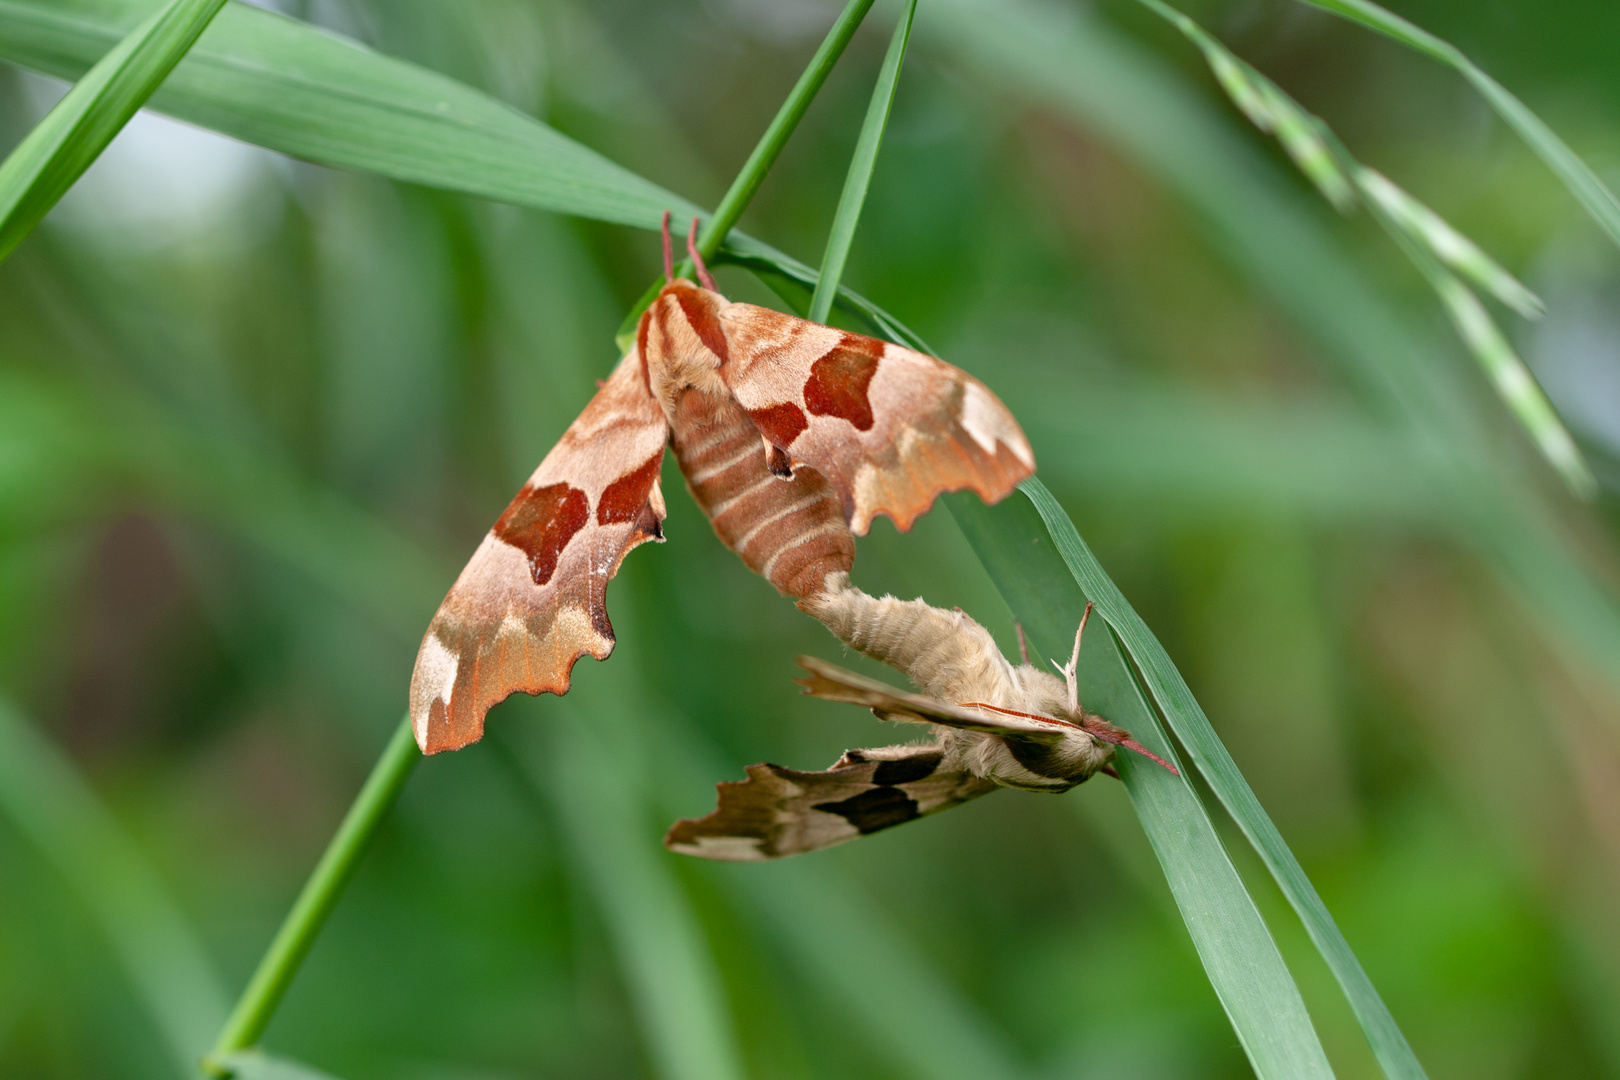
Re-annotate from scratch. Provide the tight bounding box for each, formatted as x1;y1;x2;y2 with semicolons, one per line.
1079;717;1180;777
1049;601;1092;714
1015;622;1030;666
661;209;674;283
687;216;718;291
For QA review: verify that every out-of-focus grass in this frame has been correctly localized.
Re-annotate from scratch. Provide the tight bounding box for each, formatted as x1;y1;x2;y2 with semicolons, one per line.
0;0;227;260
1;0;1618;1077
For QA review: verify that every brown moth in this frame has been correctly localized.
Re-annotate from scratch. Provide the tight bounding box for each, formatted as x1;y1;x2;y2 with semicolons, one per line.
408;216;1034;754
666;576;1176;860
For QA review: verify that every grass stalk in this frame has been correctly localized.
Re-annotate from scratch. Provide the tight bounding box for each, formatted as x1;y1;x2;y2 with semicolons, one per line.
691;0;878;265
1294;0;1620;250
615;0;878;344
1135;0;1594;498
203;716;421;1076
808;0;915;323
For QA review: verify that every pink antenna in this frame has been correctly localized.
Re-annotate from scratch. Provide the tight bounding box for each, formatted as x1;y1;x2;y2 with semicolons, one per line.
687;216;717;291
660;210;673;283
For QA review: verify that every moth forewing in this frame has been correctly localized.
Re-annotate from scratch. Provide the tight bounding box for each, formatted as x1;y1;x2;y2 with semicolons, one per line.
408;350;669;754
715;304;1035;534
794;656;1066;739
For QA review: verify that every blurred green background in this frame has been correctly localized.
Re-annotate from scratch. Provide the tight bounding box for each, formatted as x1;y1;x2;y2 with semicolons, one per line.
2;0;1619;1077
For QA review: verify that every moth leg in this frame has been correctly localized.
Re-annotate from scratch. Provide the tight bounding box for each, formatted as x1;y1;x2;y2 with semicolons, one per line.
686;216;718;291
1015;622;1030;665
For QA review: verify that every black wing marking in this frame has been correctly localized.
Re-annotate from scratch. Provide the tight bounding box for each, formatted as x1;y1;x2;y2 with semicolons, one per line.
664;742;996;861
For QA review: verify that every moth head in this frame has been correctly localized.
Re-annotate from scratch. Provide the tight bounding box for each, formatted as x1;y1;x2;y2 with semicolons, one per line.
1000;604;1180;779
964;690;1178;783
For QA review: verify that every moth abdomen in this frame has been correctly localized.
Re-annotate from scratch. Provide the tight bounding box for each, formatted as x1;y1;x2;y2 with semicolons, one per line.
801;573;1015;705
671;390;854;599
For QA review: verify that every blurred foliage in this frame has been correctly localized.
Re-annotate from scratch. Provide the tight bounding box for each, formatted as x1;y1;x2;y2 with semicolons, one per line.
2;0;1620;1078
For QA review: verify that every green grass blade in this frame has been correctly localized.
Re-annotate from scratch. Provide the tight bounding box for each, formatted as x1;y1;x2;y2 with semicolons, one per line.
504;700;746;1080
808;0;916;323
1295;0;1620;252
0;695;228;1076
948;492;1336;1080
0;0;227;261
1414;258;1595;499
0;0;875;301
1007;479;1428;1080
615;0;879;344
1136;0;1355;210
0;0;699;229
1355;168;1543;319
1132;0;1594;499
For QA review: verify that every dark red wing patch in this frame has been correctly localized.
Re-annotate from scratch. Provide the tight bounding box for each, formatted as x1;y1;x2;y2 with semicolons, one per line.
748;401;808;448
597;453;664;525
636;308;654;395
494;483;590;587
803;336;881;431
717;303;1035;535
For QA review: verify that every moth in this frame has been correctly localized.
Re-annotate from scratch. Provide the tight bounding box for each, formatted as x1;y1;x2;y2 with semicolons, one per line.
409;216;1035;753
666;574;1175;860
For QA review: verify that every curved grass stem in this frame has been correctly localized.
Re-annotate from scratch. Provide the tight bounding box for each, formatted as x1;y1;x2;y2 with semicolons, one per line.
203;716;420;1076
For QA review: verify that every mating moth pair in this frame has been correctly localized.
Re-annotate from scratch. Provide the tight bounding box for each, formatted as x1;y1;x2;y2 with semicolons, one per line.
410;216;1166;859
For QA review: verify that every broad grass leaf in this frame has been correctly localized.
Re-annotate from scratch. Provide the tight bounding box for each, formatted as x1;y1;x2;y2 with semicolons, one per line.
949;489;1337;1080
0;0;698;229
